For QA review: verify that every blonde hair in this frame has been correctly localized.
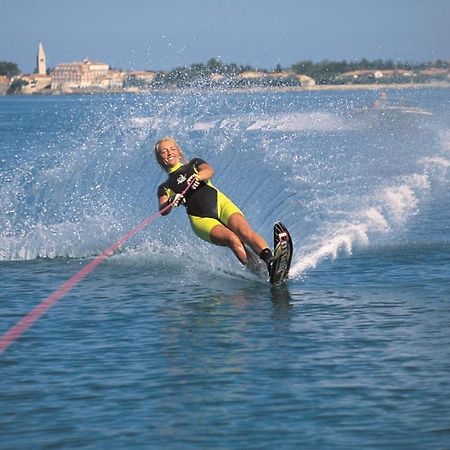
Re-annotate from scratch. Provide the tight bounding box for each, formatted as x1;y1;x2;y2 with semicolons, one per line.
154;136;188;170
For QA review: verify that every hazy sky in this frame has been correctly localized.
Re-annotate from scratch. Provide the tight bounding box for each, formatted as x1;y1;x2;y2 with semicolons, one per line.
2;0;449;73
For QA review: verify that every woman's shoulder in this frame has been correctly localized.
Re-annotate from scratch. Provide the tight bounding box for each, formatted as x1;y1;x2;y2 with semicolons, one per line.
157;177;170;193
190;157;207;167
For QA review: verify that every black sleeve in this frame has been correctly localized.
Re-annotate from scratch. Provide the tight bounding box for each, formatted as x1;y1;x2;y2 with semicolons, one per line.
190;158;207;170
157;182;168;198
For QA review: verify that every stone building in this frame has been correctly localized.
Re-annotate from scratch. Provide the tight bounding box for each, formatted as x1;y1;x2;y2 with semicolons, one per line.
51;60;109;91
0;75;11;95
20;74;52;94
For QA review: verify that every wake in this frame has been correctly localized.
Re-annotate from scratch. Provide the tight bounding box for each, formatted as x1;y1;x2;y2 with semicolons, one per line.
290;151;450;278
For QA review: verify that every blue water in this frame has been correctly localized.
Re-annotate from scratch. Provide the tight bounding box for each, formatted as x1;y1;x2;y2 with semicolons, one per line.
1;88;450;449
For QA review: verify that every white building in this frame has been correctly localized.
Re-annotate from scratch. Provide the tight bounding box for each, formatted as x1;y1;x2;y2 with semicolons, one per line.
51;59;109;90
37;42;46;75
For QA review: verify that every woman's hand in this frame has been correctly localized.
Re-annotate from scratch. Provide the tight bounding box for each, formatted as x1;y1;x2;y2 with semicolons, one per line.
187;174;200;190
170;193;185;207
196;163;214;182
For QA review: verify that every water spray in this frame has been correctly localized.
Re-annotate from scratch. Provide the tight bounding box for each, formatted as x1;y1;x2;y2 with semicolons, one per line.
0;181;194;354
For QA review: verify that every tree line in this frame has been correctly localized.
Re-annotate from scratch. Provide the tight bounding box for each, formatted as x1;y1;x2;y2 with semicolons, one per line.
131;57;450;88
290;58;450;84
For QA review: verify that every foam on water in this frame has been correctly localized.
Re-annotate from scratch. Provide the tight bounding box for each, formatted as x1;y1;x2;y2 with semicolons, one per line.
290;154;449;276
246;112;353;132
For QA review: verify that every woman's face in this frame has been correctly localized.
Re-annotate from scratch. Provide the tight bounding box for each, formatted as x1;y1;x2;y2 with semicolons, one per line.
157;140;181;168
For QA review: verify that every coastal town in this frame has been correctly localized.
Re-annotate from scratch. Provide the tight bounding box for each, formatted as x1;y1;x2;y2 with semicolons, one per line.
1;42;449;95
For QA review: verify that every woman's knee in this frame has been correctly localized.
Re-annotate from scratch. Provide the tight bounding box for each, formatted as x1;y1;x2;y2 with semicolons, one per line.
228;214;253;241
211;225;240;249
227;212;268;254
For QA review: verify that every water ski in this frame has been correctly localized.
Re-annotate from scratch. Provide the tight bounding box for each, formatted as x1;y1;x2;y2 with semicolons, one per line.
269;222;293;285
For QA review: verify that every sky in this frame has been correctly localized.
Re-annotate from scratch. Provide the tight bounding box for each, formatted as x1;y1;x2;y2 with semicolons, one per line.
2;0;450;74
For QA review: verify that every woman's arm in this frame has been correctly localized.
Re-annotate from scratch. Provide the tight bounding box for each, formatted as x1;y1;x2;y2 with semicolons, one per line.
196;162;214;181
158;194;172;216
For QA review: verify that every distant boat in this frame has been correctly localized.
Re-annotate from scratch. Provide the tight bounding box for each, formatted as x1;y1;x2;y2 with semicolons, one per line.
371;91;432;115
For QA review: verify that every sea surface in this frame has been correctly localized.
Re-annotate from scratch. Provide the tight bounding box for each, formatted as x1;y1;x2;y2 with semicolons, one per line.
1;87;450;449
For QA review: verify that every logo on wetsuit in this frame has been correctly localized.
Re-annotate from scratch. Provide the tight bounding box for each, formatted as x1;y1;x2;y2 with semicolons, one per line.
177;174;187;185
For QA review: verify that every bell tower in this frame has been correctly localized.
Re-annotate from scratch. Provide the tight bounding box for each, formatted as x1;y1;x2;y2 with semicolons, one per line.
37;42;46;75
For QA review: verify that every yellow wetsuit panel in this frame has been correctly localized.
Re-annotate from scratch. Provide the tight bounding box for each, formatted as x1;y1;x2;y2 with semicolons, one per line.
188;190;243;242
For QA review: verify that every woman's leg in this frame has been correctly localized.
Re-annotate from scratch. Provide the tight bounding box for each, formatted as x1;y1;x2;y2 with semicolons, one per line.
215;192;273;266
210;223;249;265
227;213;270;256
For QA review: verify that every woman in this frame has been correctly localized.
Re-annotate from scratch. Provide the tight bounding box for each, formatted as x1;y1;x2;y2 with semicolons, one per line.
155;137;274;271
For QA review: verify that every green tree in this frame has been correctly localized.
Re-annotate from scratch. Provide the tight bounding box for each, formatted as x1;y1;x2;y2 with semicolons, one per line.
274;63;283;73
206;58;222;74
0;61;20;77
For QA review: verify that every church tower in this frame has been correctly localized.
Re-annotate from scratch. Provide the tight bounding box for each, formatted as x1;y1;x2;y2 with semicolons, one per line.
37;42;46;75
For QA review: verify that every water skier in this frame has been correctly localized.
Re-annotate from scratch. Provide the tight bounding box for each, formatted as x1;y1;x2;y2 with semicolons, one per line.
154;136;274;272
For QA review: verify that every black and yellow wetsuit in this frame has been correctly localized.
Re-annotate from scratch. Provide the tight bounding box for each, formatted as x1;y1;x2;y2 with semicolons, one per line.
157;158;242;242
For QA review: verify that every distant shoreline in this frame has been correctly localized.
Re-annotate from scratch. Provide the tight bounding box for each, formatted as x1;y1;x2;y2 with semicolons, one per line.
2;81;449;97
95;81;450;95
298;81;449;90
202;82;450;94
